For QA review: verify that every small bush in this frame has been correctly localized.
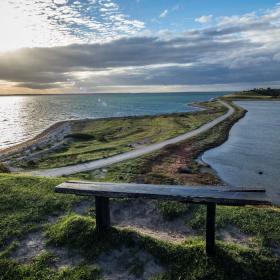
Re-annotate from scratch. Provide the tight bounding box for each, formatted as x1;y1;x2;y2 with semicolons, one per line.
65;133;95;141
46;214;96;248
157;201;191;220
0;163;10;173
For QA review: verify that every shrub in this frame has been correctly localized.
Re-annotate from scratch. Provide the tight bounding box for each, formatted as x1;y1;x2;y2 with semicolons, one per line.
0;163;10;173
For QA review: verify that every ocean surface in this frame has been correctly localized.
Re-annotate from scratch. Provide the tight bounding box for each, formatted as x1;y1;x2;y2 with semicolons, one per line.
0;92;225;149
202;101;280;203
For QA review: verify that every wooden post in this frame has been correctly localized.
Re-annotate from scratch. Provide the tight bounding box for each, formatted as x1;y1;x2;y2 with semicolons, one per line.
95;196;110;233
206;203;216;255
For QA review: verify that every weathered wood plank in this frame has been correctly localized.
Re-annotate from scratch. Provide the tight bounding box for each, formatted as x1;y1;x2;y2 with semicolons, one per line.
55;181;272;206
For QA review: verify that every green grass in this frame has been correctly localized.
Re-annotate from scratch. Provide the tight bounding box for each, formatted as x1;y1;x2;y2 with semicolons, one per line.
0;172;280;279
0;173;99;280
0;254;101;280
0;174;81;253
45;214;280;280
223;88;280;100
15;101;226;169
189;205;280;247
223;94;278;100
0;163;10;173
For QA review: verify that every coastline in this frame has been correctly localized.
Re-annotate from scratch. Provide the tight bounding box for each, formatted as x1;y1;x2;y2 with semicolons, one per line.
0;121;72;162
73;101;246;186
2;100;228;171
0;104;205;157
0;98;247;189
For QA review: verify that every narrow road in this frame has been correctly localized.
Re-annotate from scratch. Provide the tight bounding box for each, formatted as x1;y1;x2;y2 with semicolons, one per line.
30;100;234;177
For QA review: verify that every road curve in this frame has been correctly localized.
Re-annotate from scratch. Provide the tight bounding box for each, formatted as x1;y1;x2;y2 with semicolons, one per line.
30;100;234;177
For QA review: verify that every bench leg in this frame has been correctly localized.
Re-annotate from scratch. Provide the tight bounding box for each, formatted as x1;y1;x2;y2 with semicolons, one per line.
206;203;216;256
95;196;110;233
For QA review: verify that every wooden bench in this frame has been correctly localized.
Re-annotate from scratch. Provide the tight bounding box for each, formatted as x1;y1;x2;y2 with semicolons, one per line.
55;181;272;255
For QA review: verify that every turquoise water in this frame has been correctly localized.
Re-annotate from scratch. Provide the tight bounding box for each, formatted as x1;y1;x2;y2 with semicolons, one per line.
202;101;280;203
0;92;225;148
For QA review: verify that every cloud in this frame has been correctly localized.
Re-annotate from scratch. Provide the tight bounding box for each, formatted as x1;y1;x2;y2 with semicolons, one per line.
53;0;69;5
195;15;213;24
1;4;280;93
159;9;168;18
0;0;145;51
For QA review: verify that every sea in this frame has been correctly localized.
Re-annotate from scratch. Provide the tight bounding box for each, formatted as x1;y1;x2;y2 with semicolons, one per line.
0;92;225;149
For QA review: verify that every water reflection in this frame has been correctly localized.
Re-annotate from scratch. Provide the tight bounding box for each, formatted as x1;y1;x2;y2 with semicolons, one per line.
202;101;280;203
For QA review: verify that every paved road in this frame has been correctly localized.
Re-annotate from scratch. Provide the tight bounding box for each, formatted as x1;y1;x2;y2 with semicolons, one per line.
30;100;234;177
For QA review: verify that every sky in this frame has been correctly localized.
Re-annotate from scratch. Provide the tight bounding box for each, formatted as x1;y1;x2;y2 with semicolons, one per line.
0;0;280;94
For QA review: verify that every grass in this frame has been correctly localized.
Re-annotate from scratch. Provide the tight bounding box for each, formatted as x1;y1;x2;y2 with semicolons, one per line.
189;205;280;247
223;88;280;100
0;174;81;254
0;254;101;280
223;94;279;100
1;173;279;279
14;100;226;169
0;163;10;173
45;214;280;280
0;173;100;280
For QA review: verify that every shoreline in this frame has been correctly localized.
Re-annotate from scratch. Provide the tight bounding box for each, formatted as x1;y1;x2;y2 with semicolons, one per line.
0;101;220;168
25;100;234;177
1;99;245;185
1;99;243;182
0;121;72;161
0;104;205;157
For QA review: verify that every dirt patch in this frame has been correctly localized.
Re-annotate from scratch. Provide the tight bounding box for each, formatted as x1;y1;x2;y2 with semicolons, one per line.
270;246;280;258
218;225;253;246
9;202;91;265
128;138;152;149
73;199;94;215
10;231;46;263
51;247;84;269
111;199;193;244
97;246;165;280
10;230;85;269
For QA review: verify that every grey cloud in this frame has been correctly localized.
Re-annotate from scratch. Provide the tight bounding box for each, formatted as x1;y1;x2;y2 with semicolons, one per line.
15;82;63;90
0;36;257;73
87;62;280;87
0;9;280;90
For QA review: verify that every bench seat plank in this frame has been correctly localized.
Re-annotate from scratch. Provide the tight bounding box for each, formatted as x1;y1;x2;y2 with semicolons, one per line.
55;181;272;206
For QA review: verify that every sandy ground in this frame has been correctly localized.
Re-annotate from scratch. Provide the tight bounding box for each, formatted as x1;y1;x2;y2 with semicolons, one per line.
111;199;193;244
9;198;279;279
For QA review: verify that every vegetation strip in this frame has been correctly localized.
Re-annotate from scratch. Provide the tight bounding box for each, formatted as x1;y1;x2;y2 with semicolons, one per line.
28;100;234;177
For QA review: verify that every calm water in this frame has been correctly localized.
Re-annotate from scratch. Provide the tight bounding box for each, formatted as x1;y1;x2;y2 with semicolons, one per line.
202;101;280;203
0;92;225;148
